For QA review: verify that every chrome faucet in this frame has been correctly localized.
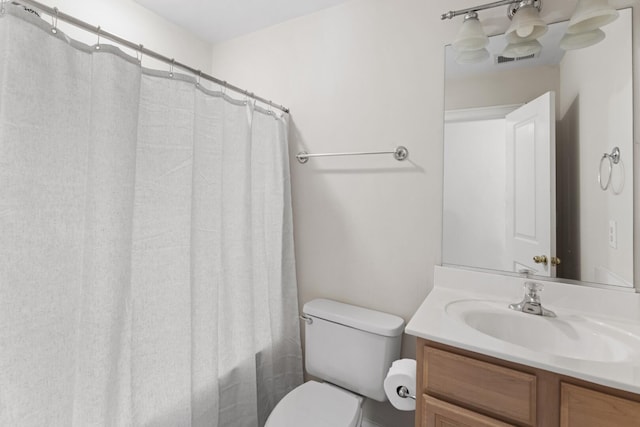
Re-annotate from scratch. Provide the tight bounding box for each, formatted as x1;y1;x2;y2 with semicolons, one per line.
509;282;556;317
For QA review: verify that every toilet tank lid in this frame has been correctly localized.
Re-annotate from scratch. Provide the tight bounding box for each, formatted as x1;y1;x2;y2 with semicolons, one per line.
303;299;405;337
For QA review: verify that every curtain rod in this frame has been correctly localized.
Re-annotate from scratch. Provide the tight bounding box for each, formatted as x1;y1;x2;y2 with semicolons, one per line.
12;0;290;114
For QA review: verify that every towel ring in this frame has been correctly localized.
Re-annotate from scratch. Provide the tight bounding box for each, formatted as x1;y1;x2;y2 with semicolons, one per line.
598;147;620;191
610;158;625;195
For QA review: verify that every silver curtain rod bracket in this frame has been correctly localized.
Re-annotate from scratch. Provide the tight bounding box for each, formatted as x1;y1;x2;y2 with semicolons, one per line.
296;146;409;164
297;152;310;164
394;146;409;161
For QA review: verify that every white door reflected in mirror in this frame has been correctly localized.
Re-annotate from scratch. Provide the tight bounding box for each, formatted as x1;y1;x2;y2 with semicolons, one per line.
505;92;555;277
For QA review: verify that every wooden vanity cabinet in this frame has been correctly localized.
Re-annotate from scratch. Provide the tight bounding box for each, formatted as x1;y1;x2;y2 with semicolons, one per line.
423;394;513;427
560;383;640;427
415;339;640;427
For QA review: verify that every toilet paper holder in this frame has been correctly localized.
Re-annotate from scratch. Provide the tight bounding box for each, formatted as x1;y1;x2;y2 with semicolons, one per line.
396;386;415;401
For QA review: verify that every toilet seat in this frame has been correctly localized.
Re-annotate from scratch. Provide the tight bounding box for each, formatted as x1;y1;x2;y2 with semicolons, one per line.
265;381;363;427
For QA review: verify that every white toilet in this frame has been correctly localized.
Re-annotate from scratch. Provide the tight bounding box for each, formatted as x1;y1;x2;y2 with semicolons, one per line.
265;298;405;427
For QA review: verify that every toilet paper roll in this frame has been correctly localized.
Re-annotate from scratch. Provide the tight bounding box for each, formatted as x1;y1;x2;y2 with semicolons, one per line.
383;358;417;411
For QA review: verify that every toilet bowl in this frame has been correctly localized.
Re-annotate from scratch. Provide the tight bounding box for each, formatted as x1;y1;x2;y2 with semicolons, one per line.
264;381;363;427
265;299;404;427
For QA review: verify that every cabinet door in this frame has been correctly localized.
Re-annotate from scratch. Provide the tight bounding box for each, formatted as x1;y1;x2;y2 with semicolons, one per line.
424;346;537;425
561;383;640;427
423;395;515;427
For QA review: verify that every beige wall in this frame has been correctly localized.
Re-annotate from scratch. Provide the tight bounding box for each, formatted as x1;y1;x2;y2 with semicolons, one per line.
210;1;639;424
211;2;442;424
559;9;634;286
212;0;441;344
445;64;560;111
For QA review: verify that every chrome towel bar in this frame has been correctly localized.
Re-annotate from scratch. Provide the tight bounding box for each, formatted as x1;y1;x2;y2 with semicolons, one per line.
296;146;408;164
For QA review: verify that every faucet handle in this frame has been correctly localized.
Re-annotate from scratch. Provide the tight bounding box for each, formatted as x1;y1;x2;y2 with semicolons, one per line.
510;281;556;317
524;281;543;297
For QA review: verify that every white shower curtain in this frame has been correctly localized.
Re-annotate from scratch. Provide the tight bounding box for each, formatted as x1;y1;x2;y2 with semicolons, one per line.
0;6;302;427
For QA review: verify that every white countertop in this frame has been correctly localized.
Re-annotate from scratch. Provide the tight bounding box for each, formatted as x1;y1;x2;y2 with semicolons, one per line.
406;266;640;395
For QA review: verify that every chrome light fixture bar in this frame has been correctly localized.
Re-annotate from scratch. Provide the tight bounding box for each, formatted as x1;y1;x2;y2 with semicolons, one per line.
442;0;545;63
441;0;535;21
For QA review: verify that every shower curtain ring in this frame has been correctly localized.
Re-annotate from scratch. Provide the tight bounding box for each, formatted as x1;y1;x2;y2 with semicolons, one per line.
196;70;202;87
0;0;6;16
137;44;144;64
95;26;101;50
50;7;59;33
169;59;175;78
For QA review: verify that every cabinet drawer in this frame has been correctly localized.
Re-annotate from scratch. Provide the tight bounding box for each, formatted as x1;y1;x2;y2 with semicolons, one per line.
423;394;515;427
423;346;536;426
561;383;640;427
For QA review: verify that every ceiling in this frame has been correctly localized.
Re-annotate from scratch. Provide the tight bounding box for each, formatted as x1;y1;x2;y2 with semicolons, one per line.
133;0;352;44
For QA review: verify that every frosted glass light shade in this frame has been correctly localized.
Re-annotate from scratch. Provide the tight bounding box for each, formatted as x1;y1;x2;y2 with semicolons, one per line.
567;0;618;34
560;28;605;50
502;39;542;58
453;15;488;52
456;48;490;64
506;4;547;42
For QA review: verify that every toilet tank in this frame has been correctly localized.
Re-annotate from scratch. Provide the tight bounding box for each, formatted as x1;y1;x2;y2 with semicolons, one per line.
303;299;404;402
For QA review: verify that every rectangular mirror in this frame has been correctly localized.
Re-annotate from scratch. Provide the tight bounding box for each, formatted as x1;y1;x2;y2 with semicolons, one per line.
442;8;634;289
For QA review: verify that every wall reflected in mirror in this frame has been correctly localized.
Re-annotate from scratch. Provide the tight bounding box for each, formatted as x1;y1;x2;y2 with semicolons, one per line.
442;8;633;288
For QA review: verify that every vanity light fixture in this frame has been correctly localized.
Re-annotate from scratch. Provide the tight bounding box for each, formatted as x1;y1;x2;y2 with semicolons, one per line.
452;12;489;53
442;0;619;59
442;0;546;62
456;48;490;64
451;11;489;64
560;0;618;50
559;28;605;50
505;0;547;42
502;0;547;58
566;0;618;34
502;39;542;58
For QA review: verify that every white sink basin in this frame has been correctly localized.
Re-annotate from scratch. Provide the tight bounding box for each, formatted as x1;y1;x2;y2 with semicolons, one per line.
446;300;640;362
